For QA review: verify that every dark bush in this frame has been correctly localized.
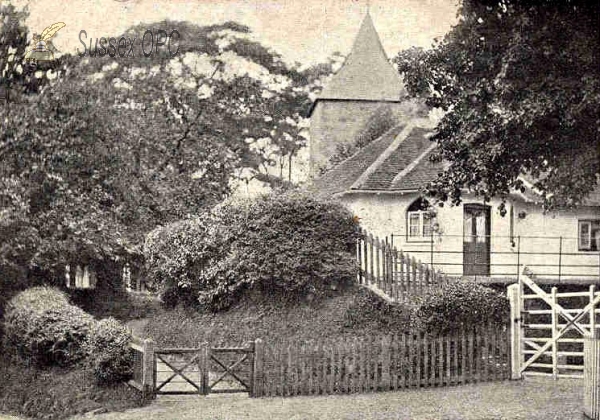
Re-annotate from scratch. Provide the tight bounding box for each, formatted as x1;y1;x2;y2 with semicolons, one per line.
144;216;210;307
412;280;509;335
344;287;411;334
84;317;134;385
3;286;95;367
145;191;360;311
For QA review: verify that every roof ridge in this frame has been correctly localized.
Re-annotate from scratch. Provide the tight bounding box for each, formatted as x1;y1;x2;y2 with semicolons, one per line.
324;123;404;170
390;142;437;188
350;123;415;190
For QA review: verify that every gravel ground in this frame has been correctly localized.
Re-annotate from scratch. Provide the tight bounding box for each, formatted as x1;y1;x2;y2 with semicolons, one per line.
69;377;586;420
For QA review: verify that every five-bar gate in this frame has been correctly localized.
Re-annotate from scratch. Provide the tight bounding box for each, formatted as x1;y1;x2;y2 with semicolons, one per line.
508;268;600;379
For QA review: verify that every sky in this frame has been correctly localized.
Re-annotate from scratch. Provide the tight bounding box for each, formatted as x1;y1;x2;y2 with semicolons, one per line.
9;0;459;66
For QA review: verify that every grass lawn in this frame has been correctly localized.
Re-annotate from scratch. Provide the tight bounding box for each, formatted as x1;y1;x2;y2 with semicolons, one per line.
68;377;584;420
142;285;412;346
0;356;148;420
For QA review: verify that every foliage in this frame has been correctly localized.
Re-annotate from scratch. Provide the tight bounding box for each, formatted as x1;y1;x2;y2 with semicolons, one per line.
3;287;95;367
145;191;359;310
394;0;599;211
343;287;411;334
84;318;134;385
0;358;147;420
412;281;509;335
0;18;312;283
144;216;210;307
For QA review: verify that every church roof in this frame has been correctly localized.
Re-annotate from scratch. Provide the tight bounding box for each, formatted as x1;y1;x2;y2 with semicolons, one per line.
310;122;442;198
314;12;406;106
311;122;600;206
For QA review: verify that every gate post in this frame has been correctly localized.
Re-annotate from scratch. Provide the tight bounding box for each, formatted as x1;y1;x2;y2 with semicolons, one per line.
507;284;522;380
251;339;264;397
198;342;210;395
142;338;156;399
584;336;600;419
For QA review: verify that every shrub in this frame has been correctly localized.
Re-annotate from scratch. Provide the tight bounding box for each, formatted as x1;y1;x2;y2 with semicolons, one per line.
412;281;509;335
145;191;360;311
84;317;134;385
343;287;411;334
144;216;210;307
3;286;95;367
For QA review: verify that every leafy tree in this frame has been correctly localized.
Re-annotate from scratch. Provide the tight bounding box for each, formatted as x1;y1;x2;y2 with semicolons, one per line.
0;20;311;281
395;0;599;212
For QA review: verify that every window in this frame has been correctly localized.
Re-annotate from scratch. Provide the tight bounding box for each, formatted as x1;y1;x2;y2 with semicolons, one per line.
579;220;600;251
407;198;433;240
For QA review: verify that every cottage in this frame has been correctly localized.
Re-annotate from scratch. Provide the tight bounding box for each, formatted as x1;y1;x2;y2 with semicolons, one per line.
310;12;600;283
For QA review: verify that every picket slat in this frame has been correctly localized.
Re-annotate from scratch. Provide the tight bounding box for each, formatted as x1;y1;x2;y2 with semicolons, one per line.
238;326;509;399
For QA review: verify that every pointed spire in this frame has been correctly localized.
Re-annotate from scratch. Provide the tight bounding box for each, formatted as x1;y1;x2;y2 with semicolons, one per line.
318;11;405;102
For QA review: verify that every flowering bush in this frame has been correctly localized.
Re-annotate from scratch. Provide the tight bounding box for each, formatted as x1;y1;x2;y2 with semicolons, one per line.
144;216;211;307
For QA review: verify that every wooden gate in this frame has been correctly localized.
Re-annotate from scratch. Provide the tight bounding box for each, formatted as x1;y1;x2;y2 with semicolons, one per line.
508;268;600;379
154;347;207;395
151;341;259;396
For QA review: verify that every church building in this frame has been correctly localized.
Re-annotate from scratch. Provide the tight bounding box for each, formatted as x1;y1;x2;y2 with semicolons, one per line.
309;12;600;283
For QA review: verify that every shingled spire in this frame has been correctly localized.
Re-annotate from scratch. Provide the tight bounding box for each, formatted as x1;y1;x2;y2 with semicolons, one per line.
318;11;405;102
309;12;409;178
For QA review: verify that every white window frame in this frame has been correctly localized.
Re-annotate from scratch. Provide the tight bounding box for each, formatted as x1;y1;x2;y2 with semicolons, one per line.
407;210;433;241
579;219;600;251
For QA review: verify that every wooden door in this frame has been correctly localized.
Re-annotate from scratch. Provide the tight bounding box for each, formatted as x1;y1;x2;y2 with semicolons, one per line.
463;204;491;276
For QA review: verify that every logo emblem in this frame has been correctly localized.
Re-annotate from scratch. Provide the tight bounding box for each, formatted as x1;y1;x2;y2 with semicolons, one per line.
24;22;66;65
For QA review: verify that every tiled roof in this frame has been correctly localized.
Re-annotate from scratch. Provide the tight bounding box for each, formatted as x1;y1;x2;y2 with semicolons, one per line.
312;122;600;207
309;124;407;198
316;12;405;103
356;127;436;190
311;123;441;197
392;147;444;191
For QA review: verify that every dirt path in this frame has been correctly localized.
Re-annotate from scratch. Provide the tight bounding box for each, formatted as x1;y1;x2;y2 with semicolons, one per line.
69;377;584;420
126;319;149;338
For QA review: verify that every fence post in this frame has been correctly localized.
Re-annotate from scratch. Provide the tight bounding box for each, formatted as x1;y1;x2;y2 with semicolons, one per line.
516;236;521;281
142;338;155;399
358;235;364;285
551;287;558;380
198;342;209;395
430;231;434;268
252;338;264;398
381;335;391;391
591;285;597;340
584;336;600;420
558;237;563;282
507;284;522;380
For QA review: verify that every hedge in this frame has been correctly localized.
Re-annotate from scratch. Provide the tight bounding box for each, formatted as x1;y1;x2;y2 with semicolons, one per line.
3;286;96;367
412;281;509;335
84;317;134;384
145;190;360;311
3;287;134;385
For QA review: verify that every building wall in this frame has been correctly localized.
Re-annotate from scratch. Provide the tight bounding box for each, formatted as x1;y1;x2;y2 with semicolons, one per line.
309;99;425;177
341;192;600;281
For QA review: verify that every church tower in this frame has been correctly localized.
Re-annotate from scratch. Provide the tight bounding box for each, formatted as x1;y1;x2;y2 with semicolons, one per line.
309;11;407;177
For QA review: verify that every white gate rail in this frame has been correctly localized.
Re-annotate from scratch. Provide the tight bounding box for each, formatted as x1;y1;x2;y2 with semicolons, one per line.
508;267;600;380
